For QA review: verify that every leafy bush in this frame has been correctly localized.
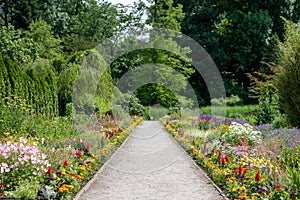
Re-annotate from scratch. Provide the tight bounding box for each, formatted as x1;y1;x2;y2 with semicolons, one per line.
0;95;31;137
5;179;40;199
148;105;168;120
116;93;145;116
272;113;287;128
255;90;280;125
276;18;300;127
211;95;241;106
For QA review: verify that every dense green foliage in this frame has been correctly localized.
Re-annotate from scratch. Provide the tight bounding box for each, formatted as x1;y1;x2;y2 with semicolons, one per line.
174;0;300;104
0;0;300;125
276;19;300;127
0;56;58;118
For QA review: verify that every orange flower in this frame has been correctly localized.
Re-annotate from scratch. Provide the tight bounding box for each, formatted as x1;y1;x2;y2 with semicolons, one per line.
238;193;247;199
76;175;83;180
59;184;74;193
69;171;77;176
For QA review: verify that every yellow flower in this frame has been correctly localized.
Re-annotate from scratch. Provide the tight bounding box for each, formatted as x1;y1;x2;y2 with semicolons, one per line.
59;184;74;193
251;193;259;196
62;168;66;175
239;186;246;191
57;177;61;182
79;166;86;171
232;187;238;192
226;177;236;183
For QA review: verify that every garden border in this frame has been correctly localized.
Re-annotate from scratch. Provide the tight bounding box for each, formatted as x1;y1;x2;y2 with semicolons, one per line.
75;120;229;200
74;121;141;200
161;121;229;200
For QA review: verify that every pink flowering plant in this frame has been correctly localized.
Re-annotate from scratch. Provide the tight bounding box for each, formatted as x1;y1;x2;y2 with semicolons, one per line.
0;138;50;192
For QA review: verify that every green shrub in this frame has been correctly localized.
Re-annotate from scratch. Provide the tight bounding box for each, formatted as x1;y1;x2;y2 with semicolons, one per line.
255;90;280;125
272;113;287;128
5;179;40;199
0;95;30;137
276;18;300;127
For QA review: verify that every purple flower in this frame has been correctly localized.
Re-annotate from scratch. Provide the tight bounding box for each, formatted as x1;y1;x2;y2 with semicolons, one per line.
258;188;264;193
238;174;245;178
56;170;62;176
46;176;56;181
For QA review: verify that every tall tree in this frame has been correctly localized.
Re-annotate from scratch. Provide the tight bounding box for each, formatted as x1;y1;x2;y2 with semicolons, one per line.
174;0;300;104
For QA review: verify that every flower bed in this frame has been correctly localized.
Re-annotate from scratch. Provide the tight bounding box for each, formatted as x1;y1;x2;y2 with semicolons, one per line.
0;117;142;199
161;117;299;200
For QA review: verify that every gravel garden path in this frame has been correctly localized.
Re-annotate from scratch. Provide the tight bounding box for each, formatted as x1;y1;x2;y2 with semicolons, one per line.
78;121;225;200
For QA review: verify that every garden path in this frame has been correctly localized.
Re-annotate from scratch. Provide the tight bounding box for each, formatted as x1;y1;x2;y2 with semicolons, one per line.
78;121;224;200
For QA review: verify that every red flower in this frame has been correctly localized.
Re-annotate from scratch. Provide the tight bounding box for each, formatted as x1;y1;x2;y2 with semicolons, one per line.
111;131;115;137
218;151;222;157
239;165;243;174
106;133;110;139
275;184;281;190
86;143;91;152
243;168;248;174
46;167;53;174
255;171;261;182
211;148;215;154
225;155;230;162
63;160;69;167
221;157;226;165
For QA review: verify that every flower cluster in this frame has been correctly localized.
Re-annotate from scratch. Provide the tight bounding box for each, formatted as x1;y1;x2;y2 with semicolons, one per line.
0;138;50;191
161;119;291;200
38;117;143;199
221;122;262;146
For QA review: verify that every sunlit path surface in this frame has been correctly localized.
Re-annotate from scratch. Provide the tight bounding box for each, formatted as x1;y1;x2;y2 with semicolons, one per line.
79;121;224;200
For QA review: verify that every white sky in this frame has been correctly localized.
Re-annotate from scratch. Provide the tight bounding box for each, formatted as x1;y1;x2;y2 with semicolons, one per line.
107;0;138;5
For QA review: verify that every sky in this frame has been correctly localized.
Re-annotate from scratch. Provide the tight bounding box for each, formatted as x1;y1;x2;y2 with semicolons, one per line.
107;0;138;5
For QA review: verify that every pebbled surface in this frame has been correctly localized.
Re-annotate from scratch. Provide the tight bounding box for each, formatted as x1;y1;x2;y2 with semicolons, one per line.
79;121;224;200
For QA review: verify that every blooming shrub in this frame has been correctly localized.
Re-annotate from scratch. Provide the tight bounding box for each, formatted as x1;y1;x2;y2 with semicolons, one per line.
0;138;50;191
221;122;262;146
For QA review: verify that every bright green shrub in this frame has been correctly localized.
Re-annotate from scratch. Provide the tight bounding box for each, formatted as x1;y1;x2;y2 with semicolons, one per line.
276;19;300;127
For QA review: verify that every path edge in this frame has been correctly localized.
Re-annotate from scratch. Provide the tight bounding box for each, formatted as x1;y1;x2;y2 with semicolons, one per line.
161;121;229;200
74;121;142;200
